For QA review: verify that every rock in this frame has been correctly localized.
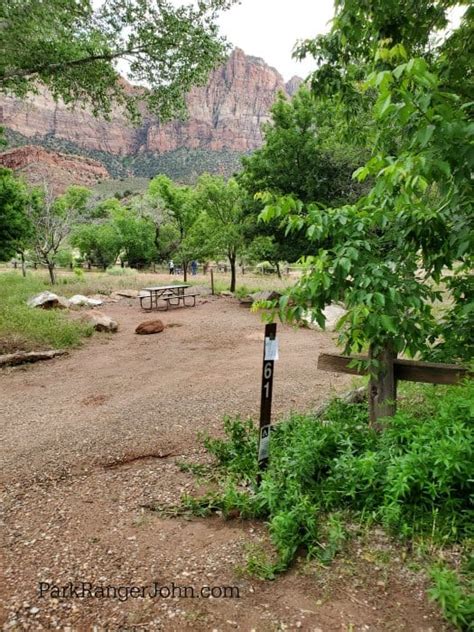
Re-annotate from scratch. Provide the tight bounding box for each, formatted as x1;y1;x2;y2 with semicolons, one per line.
80;310;118;332
114;290;139;298
56;296;71;309
220;291;234;297
249;290;281;303
135;320;165;335
302;303;346;331
0;146;108;195
69;294;103;307
27;291;69;309
239;297;253;307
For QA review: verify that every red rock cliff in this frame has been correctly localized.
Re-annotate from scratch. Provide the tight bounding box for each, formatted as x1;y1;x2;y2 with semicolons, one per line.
0;49;297;157
0;145;109;194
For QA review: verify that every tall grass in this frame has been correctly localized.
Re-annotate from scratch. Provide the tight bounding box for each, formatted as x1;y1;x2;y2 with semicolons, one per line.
0;273;92;352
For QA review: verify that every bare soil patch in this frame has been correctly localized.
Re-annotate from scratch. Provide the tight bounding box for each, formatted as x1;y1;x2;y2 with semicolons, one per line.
0;297;450;630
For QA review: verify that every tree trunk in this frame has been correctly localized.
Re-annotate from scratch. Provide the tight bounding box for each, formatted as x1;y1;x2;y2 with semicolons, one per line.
183;261;188;282
368;343;397;430
229;254;236;293
20;252;26;278
275;262;282;279
0;349;67;367
47;261;56;284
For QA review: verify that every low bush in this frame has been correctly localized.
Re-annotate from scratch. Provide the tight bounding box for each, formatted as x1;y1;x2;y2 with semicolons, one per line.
106;266;136;276
182;382;474;627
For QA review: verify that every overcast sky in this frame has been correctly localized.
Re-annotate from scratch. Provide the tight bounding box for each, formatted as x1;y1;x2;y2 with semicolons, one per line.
114;1;466;84
216;0;335;80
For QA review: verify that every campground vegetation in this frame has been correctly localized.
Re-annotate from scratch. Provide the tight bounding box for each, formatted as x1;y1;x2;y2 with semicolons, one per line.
175;380;473;629
0;0;472;628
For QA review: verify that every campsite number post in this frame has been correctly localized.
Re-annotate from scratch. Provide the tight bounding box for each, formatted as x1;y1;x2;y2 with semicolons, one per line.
258;323;278;478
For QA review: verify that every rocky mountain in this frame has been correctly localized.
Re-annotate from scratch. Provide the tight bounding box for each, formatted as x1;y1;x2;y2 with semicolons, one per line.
0;49;301;183
0;146;108;195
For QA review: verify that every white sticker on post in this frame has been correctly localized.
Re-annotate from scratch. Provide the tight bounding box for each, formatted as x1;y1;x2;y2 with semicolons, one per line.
264;337;279;361
258;425;271;461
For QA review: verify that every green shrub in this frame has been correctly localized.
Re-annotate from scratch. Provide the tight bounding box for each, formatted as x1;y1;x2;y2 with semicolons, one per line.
106;266;135;276
428;565;474;630
183;381;473;628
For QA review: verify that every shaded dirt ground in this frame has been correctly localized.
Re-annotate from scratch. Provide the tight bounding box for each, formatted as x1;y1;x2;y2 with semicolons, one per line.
0;295;451;630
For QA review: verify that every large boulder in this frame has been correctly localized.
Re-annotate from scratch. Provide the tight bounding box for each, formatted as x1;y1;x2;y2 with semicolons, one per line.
240;290;282;307
69;294;103;307
80;310;118;332
56;296;71;309
302;303;346;331
27;291;69;309
135;320;165;335
249;290;282;302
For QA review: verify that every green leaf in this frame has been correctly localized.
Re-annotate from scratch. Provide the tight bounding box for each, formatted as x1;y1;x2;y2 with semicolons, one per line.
417;125;435;148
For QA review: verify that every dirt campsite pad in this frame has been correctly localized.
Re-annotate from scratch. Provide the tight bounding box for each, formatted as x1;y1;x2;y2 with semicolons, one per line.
0;296;450;630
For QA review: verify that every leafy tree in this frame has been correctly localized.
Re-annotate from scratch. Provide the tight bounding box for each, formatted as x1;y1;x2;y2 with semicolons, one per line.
263;4;473;426
294;0;472;107
54;247;77;268
71;223;121;270
72;196;157;269
148;175;198;280
0;168;31;263
241;88;366;205
239;87;369;266
129;190;176;265
0;0;237;121
26;185;91;283
194;175;246;292
111;207;156;269
243;235;280;270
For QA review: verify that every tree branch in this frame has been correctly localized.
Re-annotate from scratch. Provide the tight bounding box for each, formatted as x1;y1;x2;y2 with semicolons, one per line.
0;47;148;82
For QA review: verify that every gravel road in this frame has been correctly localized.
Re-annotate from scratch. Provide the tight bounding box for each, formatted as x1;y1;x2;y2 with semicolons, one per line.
0;297;450;631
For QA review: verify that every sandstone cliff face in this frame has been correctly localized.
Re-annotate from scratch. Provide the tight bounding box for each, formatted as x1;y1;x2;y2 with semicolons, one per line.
0;146;109;194
0;49;297;157
285;75;304;97
0;91;138;155
146;49;289;153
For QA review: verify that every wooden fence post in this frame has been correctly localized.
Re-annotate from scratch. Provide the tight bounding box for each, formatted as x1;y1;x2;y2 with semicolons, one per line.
368;345;397;429
317;351;471;431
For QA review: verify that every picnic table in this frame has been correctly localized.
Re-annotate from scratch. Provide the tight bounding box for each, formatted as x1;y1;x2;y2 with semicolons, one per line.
138;284;199;311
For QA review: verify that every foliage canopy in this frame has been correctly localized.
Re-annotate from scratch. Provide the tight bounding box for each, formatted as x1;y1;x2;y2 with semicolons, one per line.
0;0;236;120
262;2;473;378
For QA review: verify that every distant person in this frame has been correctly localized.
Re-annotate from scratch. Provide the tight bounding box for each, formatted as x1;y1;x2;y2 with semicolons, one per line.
168;260;175;275
191;260;198;276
